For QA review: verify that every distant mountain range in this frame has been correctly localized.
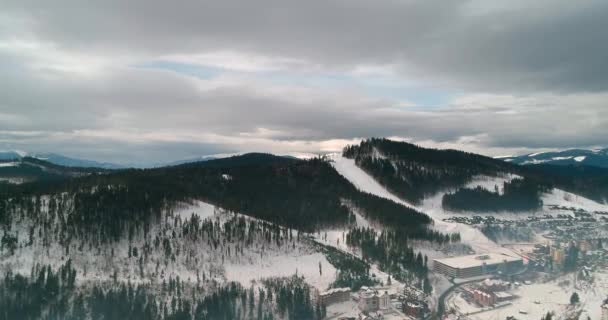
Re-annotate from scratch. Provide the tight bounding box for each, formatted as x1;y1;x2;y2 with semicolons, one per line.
0;151;125;169
0;150;302;169
0;151;233;169
498;148;608;168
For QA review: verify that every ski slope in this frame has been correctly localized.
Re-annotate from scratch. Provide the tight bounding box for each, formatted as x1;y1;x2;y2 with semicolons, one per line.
329;153;503;253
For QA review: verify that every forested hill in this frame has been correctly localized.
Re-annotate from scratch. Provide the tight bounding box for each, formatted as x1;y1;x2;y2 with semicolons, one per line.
0;153;438;242
343;138;522;204
343;138;608;210
0;157;115;184
526;164;608;203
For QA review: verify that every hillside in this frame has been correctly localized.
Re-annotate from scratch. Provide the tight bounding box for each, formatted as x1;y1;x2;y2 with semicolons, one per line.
343;138;522;205
500;148;608;168
343;138;607;213
0;157;114;184
0;152;450;319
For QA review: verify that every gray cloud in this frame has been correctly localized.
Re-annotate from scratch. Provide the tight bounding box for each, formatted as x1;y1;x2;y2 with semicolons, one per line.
1;0;608;163
4;0;608;92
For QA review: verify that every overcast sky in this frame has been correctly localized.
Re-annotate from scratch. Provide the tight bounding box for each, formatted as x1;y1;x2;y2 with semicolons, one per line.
1;0;607;164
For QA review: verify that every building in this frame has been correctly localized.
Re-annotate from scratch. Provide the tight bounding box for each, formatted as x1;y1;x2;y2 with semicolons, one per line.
318;287;351;306
494;291;515;303
433;253;523;278
578;240;592;253
481;279;511;291
359;290;380;312
551;246;565;265
378;291;390;310
403;301;424;318
473;290;496;306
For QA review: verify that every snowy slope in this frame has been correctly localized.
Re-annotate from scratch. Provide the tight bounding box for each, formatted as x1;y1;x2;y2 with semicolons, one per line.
0;199;338;291
329;153;502;254
500;148;608;168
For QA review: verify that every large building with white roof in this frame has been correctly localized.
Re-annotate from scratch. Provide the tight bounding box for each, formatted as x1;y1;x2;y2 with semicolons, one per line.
433;253;523;278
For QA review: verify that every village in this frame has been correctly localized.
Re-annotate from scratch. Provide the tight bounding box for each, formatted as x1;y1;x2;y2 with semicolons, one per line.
315;284;430;320
437;207;608;320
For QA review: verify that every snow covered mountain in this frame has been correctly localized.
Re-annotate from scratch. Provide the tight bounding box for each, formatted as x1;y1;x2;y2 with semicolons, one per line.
0;150;125;169
0;157;116;184
2;140;608;319
0;152;441;319
499;148;608;168
30;152;126;169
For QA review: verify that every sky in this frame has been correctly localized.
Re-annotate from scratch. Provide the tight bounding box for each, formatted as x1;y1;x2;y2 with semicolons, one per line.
1;0;607;165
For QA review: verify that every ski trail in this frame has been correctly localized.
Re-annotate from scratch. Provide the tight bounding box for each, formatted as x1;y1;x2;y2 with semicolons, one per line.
329;153;502;254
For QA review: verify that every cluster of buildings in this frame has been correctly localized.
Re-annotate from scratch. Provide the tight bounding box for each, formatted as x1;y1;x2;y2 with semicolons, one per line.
433;253;523;279
528;238;607;272
469;279;515;307
357;288;391;312
463;279;516;308
315;285;429;319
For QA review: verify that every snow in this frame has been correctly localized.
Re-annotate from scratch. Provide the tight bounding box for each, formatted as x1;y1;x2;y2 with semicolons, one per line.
329;154;505;254
0;162;18;167
0;177;26;184
552;156;573;160
528;152;546;157
225;251;337;290
0;199;337;292
326;299;359;319
434;253;521;269
575;156;587;162
461;272;608;320
172;200;217;221
329;153;414;207
542;188;608;211
522;159;549;165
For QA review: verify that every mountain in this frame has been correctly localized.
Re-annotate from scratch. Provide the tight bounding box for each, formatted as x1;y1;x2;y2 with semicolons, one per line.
0;150;125;169
343;138;522;205
499;148;608;168
0;150;26;160
2;140;608;319
0;157;114;184
30;152;126;169
343;138;608;210
0;151;446;319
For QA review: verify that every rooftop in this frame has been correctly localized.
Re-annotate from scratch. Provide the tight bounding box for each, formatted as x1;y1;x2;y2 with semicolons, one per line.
434;253;522;269
320;287;350;296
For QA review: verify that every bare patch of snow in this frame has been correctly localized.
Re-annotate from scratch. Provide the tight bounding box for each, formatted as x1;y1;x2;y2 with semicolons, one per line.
0;162;18;167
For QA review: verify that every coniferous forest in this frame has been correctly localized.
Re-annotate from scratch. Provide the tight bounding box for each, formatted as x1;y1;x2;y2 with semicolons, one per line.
442;178;552;212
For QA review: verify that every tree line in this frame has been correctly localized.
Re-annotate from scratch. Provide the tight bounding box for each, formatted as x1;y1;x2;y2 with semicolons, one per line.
442;178;551;212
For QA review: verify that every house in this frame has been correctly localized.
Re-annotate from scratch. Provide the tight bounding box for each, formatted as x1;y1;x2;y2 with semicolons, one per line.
404;301;424;318
359;289;380;312
378;291;390;310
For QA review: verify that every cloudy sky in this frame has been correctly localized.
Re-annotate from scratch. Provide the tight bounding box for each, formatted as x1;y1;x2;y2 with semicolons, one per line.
1;0;607;164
